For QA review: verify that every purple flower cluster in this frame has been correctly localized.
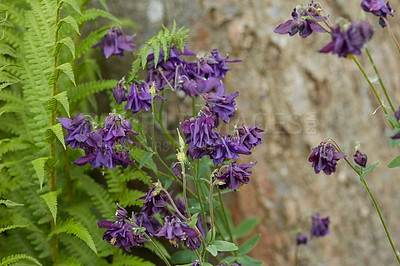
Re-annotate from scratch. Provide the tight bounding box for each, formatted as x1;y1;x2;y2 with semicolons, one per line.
361;0;394;27
274;1;327;38
215;161;257;191
319;20;374;58
97;205;149;251
137;186;169;217
308;142;347;175
112;82;153;113
58;113;138;169
310;213;330;238
93;28;136;58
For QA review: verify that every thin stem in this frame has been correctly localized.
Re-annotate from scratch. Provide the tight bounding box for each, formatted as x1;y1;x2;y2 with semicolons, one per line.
304;9;331;33
217;189;234;243
382;17;400;55
181;162;191;218
294;245;299;266
350;55;395;129
144;234;172;266
208;182;215;244
304;5;332;32
361;178;400;264
192;97;196;117
365;48;395;112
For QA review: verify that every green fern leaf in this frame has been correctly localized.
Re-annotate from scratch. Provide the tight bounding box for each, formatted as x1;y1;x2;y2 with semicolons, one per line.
0;43;19;58
59;15;80;35
75;26;108;58
0;224;30;234
140;45;150;69
46;124;66;150
32;157;51;189
113;252;155;266
0;253;42;266
0;199;24;207
60;0;82;15
152;41;160;69
51;218;97;254
56;62;76;85
40;190;61;224
77;8;121;26
143;239;171;260
60;237;107;266
53;91;70;117
119;189;145;207
57;37;76;58
0;138;32;160
68;79;117;103
98;0;109;11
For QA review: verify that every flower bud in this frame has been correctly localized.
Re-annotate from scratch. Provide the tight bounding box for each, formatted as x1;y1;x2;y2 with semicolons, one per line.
353;150;367;168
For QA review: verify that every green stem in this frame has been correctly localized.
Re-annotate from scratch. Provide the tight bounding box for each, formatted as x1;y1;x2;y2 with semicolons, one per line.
218;189;234;243
192;97;196;117
365;48;395;112
294;245;299;266
146;235;172;266
154;115;178;149
382;17;400;56
181;162;191;218
350;55;395;129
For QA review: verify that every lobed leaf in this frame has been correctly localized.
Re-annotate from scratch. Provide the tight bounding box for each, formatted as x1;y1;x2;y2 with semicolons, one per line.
0;253;42;266
40;190;62;224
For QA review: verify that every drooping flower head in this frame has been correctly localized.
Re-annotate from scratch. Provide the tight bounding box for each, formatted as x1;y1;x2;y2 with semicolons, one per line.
361;0;394;27
353;150;368;168
319;20;374;58
296;233;308;245
310;213;330;238
274;1;327;38
137;185;169;217
308;141;347;175
237;124;264;150
57;113;91;149
154;216;201;250
93;28;136;58
125;82;152;113
210;135;251;165
113;81;127;105
215;161;257;191
134;212;160;235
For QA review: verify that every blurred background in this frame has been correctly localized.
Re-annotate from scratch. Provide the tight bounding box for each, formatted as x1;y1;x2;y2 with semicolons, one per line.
91;0;400;265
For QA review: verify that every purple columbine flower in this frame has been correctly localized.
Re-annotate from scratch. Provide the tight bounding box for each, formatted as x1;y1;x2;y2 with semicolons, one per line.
237;124;264;150
204;90;239;124
296;233;308;245
319;20;374;58
113;81;127;105
361;0;394;27
93;28;136;58
215;161;257;191
134;212;160;235
274;2;326;38
211;135;251;165
154;216;201;250
310;213;330;238
113;204;130;221
57;113;91;149
353;150;368;168
137;186;169;217
125;82;152;113
308;142;347;175
205;48;241;79
97;220;148;251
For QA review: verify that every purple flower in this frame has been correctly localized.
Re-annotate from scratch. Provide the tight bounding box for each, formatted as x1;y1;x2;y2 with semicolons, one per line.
308;142;347;175
319;20;374;58
154;216;201;250
204;90;239;124
113;81;127;105
361;0;394;27
237;124;264;150
93;28;136;58
205;48;241;79
134;212;160;235
274;2;326;38
137;186;169;216
57;113;91;149
395;106;400;121
353;150;368;168
125;82;152;113
215;161;257;190
310;213;330;238
211;135;251;165
113;204;130;221
191;261;200;266
97;220;148;251
296;233;308;245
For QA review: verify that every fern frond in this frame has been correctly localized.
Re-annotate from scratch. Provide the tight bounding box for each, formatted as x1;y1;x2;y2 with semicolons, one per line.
68;79;117;103
26;225;52;259
52;218;97;254
40;190;61;224
113;252;155;266
119;189;145;207
0;199;24;207
0;90;23;104
77;8;121;26
59;236;107;266
0;223;30;233
0;138;32;160
0;43;19;58
75;26;108;58
0;253;42;266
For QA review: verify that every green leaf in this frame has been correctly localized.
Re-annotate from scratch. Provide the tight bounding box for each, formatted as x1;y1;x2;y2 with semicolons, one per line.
237;233;261;255
143;239;171;260
389;155;400;168
140;45;150;69
47;124;66;150
68;79;117;103
0;254;42;266
59;16;80;35
40;190;62;224
385;114;400;128
57;62;76;85
53;91;70;117
0;199;24;207
61;0;82;15
214;240;238;252
390;128;400;147
206;225;216;243
236;255;263;265
58;37;76;58
51;218;97;254
32;157;51;189
206;244;218;257
360;162;378;180
152;41;160;69
131;148;157;174
0;224;30;234
139;152;154;169
234;217;260;238
187;213;199;229
170;250;197;264
219;256;238;265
